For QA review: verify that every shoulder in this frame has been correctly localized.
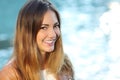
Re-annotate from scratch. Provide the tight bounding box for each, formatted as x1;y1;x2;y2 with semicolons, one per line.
0;60;18;80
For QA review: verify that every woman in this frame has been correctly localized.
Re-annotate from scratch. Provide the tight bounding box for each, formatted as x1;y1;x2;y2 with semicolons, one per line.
0;0;74;80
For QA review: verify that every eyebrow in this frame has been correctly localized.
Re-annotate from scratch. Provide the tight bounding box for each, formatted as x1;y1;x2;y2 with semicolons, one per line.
41;24;49;26
42;22;59;26
54;22;59;25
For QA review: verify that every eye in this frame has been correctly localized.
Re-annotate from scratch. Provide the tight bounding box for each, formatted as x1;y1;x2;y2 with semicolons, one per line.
40;26;47;30
40;24;48;30
54;23;60;28
54;25;59;28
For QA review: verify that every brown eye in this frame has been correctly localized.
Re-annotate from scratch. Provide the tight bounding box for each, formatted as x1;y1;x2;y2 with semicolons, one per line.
54;22;60;28
54;25;59;28
40;24;48;30
40;26;47;30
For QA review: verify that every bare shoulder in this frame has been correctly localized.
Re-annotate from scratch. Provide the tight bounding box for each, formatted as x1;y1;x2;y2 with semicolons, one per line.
0;60;18;80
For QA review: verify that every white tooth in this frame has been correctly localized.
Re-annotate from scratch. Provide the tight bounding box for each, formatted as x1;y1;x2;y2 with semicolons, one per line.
46;41;53;43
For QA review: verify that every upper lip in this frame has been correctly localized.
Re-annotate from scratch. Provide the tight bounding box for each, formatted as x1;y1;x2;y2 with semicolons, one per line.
45;39;56;43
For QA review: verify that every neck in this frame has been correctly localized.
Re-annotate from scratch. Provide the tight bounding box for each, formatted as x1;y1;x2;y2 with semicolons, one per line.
41;52;47;70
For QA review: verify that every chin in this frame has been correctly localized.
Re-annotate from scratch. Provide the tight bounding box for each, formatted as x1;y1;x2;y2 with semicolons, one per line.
46;48;54;52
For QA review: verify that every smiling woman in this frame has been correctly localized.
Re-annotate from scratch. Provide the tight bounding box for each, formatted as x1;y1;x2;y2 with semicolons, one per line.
0;0;74;80
36;10;60;54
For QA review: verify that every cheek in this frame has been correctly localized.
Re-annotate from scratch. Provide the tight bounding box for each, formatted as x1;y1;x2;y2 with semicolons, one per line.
36;31;45;43
55;29;61;37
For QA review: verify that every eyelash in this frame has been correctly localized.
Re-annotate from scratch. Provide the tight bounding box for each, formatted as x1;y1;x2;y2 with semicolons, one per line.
40;24;60;30
54;24;60;28
40;26;47;30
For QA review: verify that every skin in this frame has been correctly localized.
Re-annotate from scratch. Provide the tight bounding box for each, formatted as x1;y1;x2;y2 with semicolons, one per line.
36;10;60;61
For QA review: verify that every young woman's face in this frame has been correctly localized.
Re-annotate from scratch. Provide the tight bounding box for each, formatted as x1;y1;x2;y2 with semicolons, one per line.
36;10;60;54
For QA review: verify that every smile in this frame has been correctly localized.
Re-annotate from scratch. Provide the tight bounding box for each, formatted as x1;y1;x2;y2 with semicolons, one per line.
44;40;56;46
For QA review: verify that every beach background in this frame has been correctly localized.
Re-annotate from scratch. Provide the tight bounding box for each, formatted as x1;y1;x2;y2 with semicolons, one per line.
0;0;120;80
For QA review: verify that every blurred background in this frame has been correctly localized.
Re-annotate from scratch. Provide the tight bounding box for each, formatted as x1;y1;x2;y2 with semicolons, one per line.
0;0;120;80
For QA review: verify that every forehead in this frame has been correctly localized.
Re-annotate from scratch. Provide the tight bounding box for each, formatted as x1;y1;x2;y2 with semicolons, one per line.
42;10;58;24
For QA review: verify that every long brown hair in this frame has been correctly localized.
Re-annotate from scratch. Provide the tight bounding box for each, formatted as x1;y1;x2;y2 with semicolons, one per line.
12;0;74;80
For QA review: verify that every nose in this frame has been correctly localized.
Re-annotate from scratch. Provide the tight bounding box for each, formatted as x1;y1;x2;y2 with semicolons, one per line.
48;28;56;39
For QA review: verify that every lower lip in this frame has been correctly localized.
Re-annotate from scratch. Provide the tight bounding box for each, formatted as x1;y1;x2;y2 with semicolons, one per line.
45;42;54;46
